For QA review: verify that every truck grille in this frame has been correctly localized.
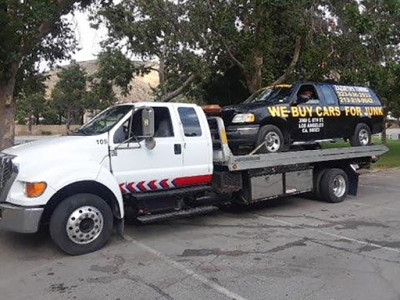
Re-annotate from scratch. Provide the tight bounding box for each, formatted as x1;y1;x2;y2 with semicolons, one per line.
0;154;14;198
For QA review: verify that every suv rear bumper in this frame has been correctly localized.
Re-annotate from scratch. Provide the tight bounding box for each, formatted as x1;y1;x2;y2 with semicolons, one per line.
0;203;43;233
226;124;260;145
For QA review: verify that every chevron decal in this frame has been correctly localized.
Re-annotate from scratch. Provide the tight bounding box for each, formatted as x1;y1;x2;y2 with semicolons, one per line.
119;174;212;194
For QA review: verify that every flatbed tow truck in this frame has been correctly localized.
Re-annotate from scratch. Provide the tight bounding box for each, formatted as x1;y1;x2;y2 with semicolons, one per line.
0;102;388;255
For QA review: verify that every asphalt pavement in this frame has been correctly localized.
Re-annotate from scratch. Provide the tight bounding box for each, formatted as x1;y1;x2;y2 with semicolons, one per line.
1;169;400;300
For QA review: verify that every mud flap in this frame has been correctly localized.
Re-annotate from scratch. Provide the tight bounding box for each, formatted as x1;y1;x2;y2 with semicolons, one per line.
345;165;359;196
115;217;125;239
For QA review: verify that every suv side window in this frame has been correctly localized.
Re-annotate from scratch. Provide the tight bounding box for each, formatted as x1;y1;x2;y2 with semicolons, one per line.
178;107;202;137
320;85;338;105
297;84;320;105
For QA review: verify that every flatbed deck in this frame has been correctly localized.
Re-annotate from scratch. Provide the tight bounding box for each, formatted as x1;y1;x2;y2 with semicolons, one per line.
222;145;388;171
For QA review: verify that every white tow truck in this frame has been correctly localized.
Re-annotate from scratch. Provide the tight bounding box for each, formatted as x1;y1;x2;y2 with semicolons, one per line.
0;102;388;255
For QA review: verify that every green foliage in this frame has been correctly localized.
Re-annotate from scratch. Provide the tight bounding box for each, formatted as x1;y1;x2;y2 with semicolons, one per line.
0;0;84;89
87;49;134;107
95;0;209;101
14;74;50;125
16;93;46;125
52;62;88;125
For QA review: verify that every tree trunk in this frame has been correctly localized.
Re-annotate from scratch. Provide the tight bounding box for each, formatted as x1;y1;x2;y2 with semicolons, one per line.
381;118;387;145
246;51;263;93
66;109;71;130
271;36;302;86
0;99;16;150
0;62;18;150
159;44;166;95
28;115;32;132
160;74;197;102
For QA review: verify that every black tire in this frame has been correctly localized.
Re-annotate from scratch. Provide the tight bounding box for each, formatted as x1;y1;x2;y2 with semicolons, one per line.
320;168;349;203
312;168;328;200
256;125;284;153
350;123;371;146
50;193;113;255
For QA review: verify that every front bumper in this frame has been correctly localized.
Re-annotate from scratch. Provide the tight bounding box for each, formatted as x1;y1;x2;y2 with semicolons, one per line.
226;124;260;145
0;203;44;233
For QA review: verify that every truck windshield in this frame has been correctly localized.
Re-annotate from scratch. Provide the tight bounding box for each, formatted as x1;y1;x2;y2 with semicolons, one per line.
77;105;133;135
245;86;293;104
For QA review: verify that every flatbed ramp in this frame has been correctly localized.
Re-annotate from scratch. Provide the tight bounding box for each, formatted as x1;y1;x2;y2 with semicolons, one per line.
222;145;388;171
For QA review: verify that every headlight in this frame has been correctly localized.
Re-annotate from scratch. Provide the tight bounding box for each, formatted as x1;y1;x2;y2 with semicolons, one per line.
232;113;255;123
24;182;47;198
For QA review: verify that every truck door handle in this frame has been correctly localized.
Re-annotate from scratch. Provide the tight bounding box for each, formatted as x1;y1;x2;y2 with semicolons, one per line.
174;144;182;155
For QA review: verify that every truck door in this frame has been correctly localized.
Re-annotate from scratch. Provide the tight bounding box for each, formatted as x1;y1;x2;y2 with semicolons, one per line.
110;106;184;193
175;105;213;182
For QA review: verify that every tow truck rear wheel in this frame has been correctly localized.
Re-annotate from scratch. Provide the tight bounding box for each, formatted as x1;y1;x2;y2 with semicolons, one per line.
320;168;349;203
50;193;113;255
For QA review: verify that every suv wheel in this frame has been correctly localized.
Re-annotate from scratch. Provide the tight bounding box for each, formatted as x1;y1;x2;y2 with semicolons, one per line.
350;123;371;146
50;193;113;255
256;125;284;153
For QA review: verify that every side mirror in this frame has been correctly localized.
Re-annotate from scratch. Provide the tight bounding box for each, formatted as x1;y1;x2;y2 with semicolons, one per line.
142;107;155;137
142;107;156;150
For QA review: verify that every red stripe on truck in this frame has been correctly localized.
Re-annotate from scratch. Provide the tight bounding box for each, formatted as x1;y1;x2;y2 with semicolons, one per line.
173;175;213;187
119;174;213;194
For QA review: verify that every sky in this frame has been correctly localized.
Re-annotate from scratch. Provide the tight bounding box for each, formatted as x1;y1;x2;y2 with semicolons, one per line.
61;11;107;65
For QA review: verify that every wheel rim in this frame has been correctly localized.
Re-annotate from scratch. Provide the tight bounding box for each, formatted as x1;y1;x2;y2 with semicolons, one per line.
264;132;281;152
66;206;104;245
332;175;346;198
358;129;369;145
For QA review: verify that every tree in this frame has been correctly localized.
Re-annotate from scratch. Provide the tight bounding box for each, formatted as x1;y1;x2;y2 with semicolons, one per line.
51;62;88;129
0;0;100;150
86;49;135;109
14;73;46;125
187;0;312;93
95;0;208;102
95;0;400;109
95;0;341;97
16;93;47;126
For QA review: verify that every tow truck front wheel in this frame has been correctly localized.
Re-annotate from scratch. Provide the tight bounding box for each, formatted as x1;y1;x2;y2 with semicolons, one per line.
320;168;349;203
50;194;113;255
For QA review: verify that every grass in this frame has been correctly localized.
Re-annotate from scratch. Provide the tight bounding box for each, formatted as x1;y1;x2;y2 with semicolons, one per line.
321;138;400;169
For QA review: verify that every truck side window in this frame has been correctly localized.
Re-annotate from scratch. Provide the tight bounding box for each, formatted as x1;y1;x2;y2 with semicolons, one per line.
297;85;320;104
320;85;338;105
113;107;174;143
113;109;143;144
154;107;174;137
178;107;202;137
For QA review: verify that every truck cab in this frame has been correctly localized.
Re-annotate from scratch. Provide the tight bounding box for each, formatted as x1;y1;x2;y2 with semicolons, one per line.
0;102;213;254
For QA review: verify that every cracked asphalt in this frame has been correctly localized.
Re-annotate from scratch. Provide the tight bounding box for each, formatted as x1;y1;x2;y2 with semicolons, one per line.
1;169;400;300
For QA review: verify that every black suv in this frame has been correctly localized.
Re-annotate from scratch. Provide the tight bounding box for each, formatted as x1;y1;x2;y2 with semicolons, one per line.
222;82;384;153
